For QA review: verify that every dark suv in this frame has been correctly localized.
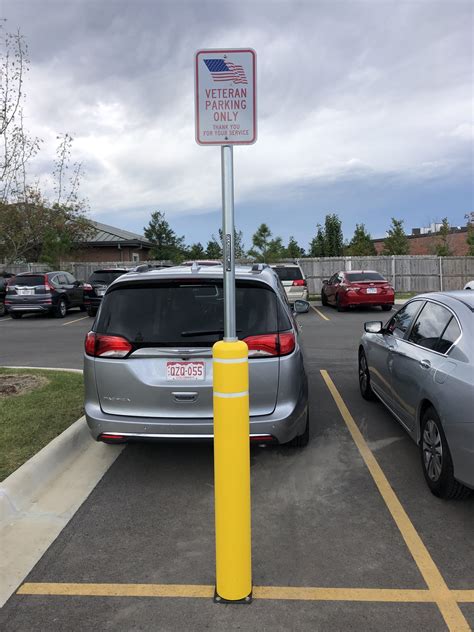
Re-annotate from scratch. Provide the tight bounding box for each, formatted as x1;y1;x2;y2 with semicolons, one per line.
0;273;15;317
83;268;130;317
5;271;85;318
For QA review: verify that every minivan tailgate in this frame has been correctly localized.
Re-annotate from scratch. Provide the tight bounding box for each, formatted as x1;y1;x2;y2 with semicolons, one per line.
95;351;278;418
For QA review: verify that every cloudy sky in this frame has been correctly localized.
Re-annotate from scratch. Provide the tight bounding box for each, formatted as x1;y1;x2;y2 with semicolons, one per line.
2;0;473;250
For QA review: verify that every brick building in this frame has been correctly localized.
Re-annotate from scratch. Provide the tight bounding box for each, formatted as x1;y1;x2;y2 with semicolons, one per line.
373;226;470;256
63;221;153;263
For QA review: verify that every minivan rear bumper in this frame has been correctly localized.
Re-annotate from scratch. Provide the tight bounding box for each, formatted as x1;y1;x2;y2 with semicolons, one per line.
85;389;308;445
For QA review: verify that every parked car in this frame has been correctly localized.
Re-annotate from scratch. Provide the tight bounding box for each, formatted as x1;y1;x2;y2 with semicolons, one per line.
464;280;474;290
270;263;308;303
83;268;130;317
5;271;85;318
322;270;394;312
359;291;474;499
0;273;15;317
84;264;310;446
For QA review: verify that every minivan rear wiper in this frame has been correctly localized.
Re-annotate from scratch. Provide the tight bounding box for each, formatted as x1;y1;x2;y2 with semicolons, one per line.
181;329;242;337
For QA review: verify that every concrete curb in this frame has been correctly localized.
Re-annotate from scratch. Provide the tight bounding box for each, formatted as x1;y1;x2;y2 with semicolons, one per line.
0;416;91;523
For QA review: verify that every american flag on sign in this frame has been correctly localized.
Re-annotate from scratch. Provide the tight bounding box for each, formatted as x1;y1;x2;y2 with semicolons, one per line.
203;58;248;84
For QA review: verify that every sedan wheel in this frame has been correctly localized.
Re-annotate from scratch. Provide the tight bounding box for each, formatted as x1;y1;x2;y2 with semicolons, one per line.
420;407;470;499
55;298;67;318
358;350;375;401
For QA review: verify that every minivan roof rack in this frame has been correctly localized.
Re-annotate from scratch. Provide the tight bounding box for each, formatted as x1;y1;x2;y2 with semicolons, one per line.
251;263;268;272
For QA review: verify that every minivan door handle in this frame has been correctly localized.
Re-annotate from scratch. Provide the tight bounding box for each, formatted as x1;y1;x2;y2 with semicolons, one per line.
173;392;198;402
419;359;431;370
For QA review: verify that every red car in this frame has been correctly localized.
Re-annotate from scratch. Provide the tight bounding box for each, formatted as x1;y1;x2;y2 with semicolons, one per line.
321;270;394;312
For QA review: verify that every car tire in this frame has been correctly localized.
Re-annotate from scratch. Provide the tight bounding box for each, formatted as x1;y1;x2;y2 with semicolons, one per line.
79;304;86;312
0;301;5;317
10;312;22;319
358;349;376;401
336;293;346;312
284;409;310;448
87;306;97;317
321;290;328;306
381;305;392;311
420;407;470;500
54;298;67;318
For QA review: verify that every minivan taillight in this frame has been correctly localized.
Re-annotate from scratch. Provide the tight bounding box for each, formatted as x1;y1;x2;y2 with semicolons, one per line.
292;279;306;286
85;332;132;358
243;332;295;357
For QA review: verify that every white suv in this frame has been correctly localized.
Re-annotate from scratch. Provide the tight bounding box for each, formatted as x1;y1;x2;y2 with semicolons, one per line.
271;263;308;303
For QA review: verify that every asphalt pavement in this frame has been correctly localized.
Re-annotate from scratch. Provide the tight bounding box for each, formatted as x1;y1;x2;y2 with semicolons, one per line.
1;304;473;631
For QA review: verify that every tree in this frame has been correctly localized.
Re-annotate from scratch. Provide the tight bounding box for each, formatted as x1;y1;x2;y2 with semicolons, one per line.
383;218;410;255
324;214;344;256
206;238;222;259
434;218;453;256
186;242;206;260
144;211;185;261
247;223;285;262
347;224;376;256
0;26;91;266
466;214;474;256
284;236;304;259
309;224;325;257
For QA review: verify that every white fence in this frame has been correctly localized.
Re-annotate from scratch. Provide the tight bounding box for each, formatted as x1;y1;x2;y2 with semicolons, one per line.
2;256;473;295
298;256;474;294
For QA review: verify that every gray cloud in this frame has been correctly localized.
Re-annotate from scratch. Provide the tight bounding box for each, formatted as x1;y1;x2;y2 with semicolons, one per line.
3;0;472;224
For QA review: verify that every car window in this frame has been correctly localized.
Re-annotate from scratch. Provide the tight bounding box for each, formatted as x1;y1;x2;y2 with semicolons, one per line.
65;273;76;284
387;301;423;339
436;317;461;354
57;274;68;285
89;271;127;285
95;280;292;347
346;272;385;282
272;267;303;281
408;302;453;350
14;275;45;286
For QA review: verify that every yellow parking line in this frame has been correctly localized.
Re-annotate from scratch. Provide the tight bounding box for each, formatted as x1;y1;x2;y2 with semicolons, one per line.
311;305;330;321
62;316;89;326
320;370;470;632
17;583;474;604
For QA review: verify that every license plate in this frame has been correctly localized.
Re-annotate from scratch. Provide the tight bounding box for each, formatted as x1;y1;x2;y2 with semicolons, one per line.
367;288;377;294
166;361;205;380
18;289;34;296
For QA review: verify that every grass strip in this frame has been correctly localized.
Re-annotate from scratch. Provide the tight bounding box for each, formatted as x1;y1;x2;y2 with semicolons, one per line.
0;368;84;480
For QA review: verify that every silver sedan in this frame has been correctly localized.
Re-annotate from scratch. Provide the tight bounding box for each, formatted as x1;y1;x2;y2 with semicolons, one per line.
358;291;474;499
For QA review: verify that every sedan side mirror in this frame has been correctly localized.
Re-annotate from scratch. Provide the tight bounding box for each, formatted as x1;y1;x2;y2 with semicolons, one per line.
294;299;310;314
364;321;383;334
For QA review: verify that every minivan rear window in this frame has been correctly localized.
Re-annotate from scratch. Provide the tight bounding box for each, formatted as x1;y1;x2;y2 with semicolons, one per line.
89;271;127;285
273;267;303;281
346;272;385;282
95;280;291;346
14;275;46;286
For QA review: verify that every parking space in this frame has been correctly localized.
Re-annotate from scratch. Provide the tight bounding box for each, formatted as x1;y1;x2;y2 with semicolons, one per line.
1;305;472;631
0;310;91;369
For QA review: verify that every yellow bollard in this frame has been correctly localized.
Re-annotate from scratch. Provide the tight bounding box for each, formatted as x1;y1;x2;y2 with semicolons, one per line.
213;339;252;602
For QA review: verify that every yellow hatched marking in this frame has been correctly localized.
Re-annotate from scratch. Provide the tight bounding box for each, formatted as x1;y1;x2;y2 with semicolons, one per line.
320;370;470;632
310;305;330;321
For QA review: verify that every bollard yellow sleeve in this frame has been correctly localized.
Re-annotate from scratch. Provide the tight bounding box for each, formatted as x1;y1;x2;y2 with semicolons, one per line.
213;340;252;601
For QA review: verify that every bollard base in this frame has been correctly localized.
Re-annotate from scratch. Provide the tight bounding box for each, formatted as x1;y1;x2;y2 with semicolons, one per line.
214;588;253;604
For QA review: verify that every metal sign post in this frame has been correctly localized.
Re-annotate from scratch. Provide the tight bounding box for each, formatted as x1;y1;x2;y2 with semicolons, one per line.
195;48;256;603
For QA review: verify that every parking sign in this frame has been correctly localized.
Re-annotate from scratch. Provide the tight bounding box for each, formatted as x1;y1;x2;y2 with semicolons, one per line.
195;49;257;145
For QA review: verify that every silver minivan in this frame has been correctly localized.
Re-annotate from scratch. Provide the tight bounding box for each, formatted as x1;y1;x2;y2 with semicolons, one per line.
84;264;310;446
